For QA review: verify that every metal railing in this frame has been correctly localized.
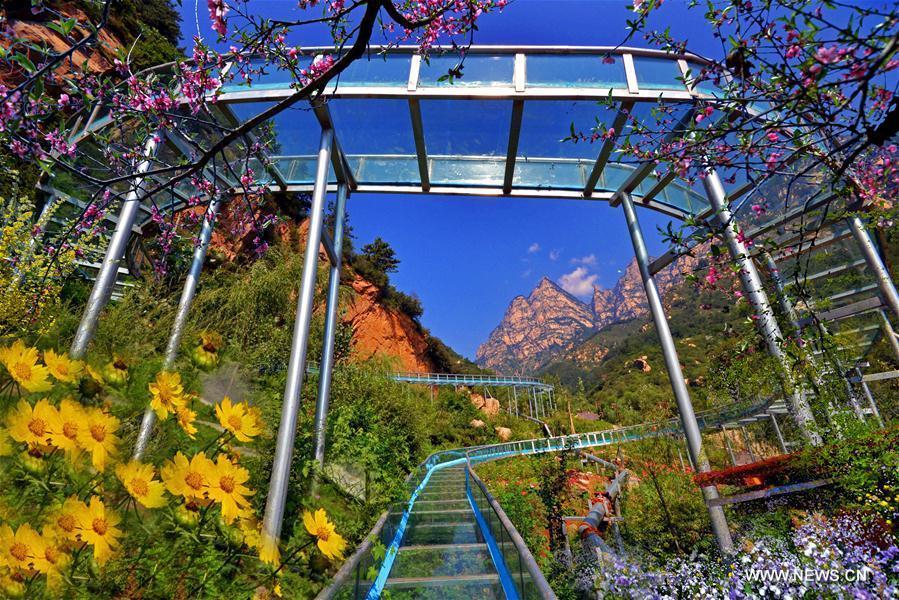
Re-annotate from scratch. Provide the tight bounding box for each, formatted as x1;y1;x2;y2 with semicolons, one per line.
465;463;557;599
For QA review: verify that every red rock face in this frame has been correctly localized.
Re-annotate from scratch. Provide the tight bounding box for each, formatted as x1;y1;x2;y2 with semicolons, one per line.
342;274;435;373
477;251;707;373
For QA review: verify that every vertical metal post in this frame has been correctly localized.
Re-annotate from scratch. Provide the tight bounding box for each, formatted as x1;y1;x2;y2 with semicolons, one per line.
854;368;884;427
312;183;348;468
848;215;899;321
878;309;899;364
513;387;519;416
740;426;756;462
769;413;788;454
261;128;333;558
70;135;160;359
620;192;733;553
133;195;221;459
721;425;737;466
703;170;821;446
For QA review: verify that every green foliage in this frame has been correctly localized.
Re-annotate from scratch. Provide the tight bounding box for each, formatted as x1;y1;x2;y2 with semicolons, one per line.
360;237;400;274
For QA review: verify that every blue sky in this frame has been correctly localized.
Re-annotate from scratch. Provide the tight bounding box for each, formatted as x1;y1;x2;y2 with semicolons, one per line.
179;0;722;359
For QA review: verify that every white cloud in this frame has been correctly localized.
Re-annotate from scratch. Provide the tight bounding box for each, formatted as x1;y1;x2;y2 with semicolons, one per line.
570;253;597;266
559;267;598;298
527;242;541;254
549;249;561;261
522;269;532;278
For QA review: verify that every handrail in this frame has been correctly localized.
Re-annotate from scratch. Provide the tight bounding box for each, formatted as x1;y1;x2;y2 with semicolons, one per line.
315;510;390;600
466;461;558;599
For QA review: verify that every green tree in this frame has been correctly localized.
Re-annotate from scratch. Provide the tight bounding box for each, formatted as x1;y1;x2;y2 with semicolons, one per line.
361;237;400;274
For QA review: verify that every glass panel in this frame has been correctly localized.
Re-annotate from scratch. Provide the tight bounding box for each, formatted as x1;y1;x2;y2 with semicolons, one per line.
685;61;724;97
632;55;686;91
526;54;626;88
419;54;513;87
326;54;410;88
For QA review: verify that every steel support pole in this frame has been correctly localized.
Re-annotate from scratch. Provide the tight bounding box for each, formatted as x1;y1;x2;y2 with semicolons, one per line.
133;196;221;459
848;216;899;321
855;367;884;427
620;193;733;553
261;128;333;558
703;170;821;446
70;135;160;359
312;184;348;468
740;426;757;462
513;387;519;416
878;309;899;364
721;425;737;466
769;413;788;454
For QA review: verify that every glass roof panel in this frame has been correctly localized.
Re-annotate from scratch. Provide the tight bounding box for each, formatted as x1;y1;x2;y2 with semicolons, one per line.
632;56;686;91
326;54;410;88
419;54;513;87
685;61;724;97
526;54;626;88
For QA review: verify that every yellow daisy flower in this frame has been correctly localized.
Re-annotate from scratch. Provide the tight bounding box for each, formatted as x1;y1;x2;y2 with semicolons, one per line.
0;523;42;573
6;399;57;449
175;405;198;439
43;349;83;383
192;331;223;370
215;397;262;442
303;508;347;560
32;530;70;590
75;408;120;472
0;567;25;598
76;496;122;565
258;534;281;566
0;341;52;393
115;461;167;509
46;497;88;543
161;451;213;500
206;455;254;524
148;371;187;420
46;397;85;457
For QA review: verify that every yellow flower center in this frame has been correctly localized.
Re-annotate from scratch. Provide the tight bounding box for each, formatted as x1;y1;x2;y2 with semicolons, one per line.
92;518;108;536
63;422;78;439
28;417;47;437
44;546;60;564
185;471;204;490
56;364;69;376
219;475;235;494
131;478;149;497
9;542;28;562
12;362;32;382
90;424;106;442
315;527;330;541
57;514;76;532
227;415;243;431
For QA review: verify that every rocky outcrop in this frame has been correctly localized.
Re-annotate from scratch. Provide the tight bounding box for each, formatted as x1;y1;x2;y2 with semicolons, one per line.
476;277;596;373
470;393;500;417
342;274;435;373
477;251;707;373
495;426;512;441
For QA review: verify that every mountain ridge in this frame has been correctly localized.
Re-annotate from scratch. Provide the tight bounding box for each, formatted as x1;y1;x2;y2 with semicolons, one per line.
476;251;706;374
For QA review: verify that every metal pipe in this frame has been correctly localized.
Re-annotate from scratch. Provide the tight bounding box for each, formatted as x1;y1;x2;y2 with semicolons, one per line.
703;170;821;446
769;413;788;454
878;309;899;364
70;134;160;359
740;426;756;463
855;367;884;427
133;195;221;459
312;183;349;468
848;215;899;321
721;425;737;466
261;128;333;558
620;193;734;553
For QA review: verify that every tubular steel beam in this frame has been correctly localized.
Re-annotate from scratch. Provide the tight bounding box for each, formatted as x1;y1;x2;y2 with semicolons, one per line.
854;367;884;428
769;413;788;454
261;128;333;559
133;196;221;459
408;99;430;192
502;99;524;195
879;309;899;364
702;170;821;446
584;101;633;197
848;215;899;322
313;183;349;468
620;192;734;553
70;134;160;359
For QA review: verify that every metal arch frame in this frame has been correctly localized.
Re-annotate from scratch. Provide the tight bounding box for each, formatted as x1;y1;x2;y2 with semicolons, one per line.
60;45;731;228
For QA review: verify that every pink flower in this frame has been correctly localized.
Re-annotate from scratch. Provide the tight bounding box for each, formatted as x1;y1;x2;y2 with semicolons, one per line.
750;204;766;216
705;266;720;286
208;0;228;37
815;46;840;65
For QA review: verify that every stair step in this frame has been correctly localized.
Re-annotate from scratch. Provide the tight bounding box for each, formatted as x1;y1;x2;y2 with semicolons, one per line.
384;573;501;589
402;522;480;546
391;544;494;578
